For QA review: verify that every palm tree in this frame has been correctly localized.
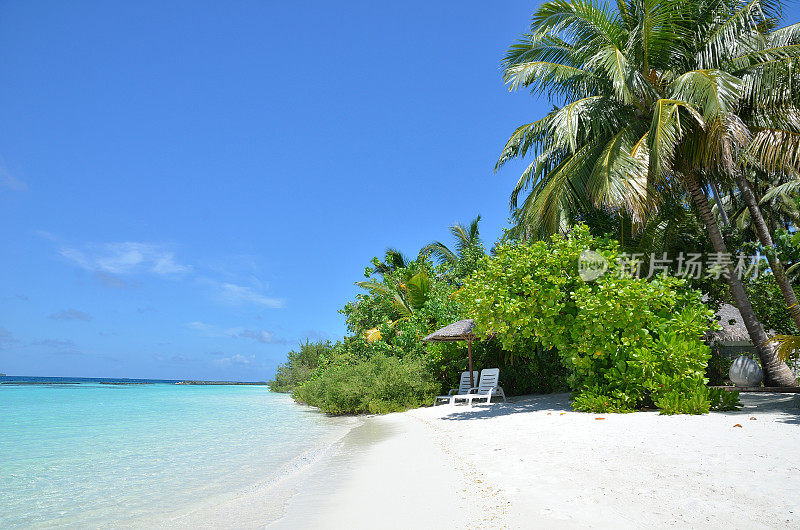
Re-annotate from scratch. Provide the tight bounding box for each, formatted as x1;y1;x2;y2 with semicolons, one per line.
419;215;485;265
731;171;800;331
355;266;433;342
497;0;798;385
372;248;411;276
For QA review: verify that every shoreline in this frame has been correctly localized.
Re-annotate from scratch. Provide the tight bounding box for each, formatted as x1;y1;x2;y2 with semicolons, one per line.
139;392;800;529
269;410;506;529
145;405;363;528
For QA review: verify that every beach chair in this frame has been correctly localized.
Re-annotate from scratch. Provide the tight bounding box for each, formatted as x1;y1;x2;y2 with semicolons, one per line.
453;368;506;406
433;371;478;406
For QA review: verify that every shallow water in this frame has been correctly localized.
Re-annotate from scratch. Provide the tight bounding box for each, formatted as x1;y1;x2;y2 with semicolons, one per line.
0;380;355;527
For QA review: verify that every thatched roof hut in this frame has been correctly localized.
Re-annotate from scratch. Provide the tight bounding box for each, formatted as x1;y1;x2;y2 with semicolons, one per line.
706;303;751;344
705;303;775;345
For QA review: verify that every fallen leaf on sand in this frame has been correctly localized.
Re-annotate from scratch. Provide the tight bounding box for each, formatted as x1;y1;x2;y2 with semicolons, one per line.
749;417;757;420
560;412;566;415
733;424;743;428
595;417;606;420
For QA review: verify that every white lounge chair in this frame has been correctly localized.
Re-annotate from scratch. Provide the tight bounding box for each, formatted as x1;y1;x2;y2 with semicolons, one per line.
433;371;478;406
453;368;506;406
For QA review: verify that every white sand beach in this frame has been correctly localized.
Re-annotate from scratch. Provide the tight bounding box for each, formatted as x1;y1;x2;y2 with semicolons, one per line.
269;393;800;529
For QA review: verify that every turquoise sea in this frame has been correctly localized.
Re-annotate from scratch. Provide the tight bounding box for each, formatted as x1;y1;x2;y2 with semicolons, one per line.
0;377;356;527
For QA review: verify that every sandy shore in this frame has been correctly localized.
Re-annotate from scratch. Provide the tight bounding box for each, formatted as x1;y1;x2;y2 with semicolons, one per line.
271;392;800;529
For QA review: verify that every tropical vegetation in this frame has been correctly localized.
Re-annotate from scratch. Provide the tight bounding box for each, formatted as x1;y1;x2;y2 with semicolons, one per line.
269;0;800;415
496;0;800;385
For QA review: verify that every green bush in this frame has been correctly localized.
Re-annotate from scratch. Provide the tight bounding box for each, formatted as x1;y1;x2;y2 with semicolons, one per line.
654;389;711;415
293;354;439;415
458;224;723;414
268;340;335;393
654;387;740;414
423;338;568;397
708;387;741;411
495;346;570;395
569;280;714;413
705;348;733;386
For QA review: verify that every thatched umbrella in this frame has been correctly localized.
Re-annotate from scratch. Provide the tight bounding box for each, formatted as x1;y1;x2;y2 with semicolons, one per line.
422;319;479;387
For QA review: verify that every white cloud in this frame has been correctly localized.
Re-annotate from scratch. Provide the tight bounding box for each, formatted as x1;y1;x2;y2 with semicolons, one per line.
212;353;256;366
154;353;193;363
60;242;191;275
216;282;284;308
187;321;216;334
237;329;279;343
186;322;284;344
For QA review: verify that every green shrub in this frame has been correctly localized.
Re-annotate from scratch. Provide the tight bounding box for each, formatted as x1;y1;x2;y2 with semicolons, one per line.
458;224;720;414
424;338;568;397
654;387;740;414
268;340;335;393
654;389;710;415
293;354;439;415
705;348;733;386
568;277;713;413
498;347;570;395
708;387;741;411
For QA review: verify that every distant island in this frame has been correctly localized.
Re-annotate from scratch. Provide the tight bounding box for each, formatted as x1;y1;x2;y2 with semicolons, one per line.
175;381;268;385
99;382;151;385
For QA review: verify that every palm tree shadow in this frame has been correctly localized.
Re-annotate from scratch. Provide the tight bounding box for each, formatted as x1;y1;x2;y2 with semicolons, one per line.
438;392;573;421
436;392;800;425
725;393;800;425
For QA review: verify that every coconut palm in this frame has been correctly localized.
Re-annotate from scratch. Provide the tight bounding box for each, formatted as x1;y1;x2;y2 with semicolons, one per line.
419;215;485;265
497;0;799;385
372;248;411;276
355;266;433;342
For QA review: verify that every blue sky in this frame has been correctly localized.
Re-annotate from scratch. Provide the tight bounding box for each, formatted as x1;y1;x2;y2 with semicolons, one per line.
4;2;797;381
0;1;541;380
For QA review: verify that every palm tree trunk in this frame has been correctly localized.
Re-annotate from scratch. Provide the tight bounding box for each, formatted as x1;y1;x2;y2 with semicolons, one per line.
733;171;800;332
686;175;797;387
708;179;730;227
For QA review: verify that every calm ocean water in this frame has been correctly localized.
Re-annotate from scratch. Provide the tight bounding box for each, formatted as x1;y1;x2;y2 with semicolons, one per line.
0;377;356;527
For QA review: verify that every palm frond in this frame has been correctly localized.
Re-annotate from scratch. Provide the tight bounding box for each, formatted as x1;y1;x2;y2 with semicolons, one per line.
589;125;653;221
746;127;800;173
588;43;657;106
648;99;704;178
739;56;800;108
354;280;395;297
532;0;625;49
668;69;743;118
515;140;603;237
695;0;780;68
495;117;551;170
468;215;482;242
504;61;599;100
509;146;564;209
404;271;432;310
770;334;800;364
761;178;800;203
418;242;457;265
